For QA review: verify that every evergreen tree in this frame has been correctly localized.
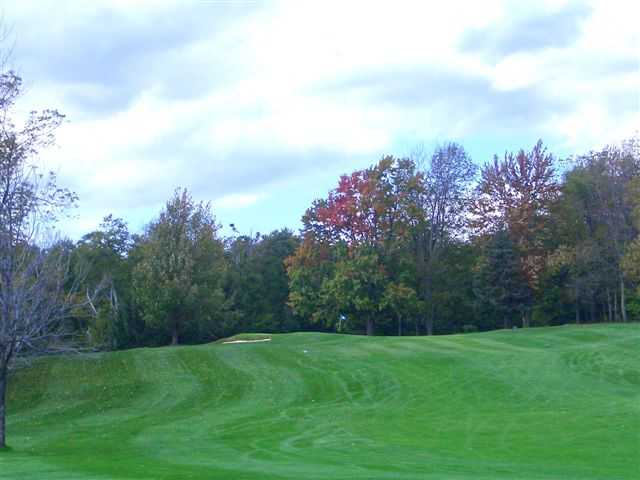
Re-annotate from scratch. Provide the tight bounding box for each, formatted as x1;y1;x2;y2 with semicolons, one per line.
474;231;532;329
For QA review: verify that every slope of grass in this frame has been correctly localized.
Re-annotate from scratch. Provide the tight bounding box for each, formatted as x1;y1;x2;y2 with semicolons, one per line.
2;323;639;479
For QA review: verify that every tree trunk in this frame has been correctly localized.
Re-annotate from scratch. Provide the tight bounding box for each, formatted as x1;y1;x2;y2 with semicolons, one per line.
0;365;6;449
575;284;580;324
171;325;179;345
606;289;613;322
366;318;374;336
425;316;434;336
397;315;402;337
620;273;628;322
426;303;435;336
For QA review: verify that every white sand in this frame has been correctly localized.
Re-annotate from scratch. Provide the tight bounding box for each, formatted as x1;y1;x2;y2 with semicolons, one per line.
222;338;272;344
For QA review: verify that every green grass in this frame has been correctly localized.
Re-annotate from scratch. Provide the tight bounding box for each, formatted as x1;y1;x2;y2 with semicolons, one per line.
2;324;639;479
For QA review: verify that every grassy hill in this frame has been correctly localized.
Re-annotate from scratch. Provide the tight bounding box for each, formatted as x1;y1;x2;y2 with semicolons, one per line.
2;324;639;479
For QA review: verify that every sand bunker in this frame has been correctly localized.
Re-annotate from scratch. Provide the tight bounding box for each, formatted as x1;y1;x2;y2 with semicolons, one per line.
222;338;272;344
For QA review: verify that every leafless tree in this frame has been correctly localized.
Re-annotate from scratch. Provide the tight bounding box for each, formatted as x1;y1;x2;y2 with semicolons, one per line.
0;70;91;448
410;142;477;334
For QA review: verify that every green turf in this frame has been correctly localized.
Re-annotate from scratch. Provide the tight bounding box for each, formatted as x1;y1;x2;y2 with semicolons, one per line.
2;324;639;479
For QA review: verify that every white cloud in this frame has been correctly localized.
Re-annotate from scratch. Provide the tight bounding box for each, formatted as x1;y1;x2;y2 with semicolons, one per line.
3;0;638;238
213;192;265;210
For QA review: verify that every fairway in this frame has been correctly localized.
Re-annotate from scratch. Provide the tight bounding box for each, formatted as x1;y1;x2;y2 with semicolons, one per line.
2;324;639;479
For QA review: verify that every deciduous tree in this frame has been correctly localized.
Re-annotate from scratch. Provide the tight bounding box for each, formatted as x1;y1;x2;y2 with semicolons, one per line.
322;247;389;335
290;157;423;335
470;141;559;325
0;71;83;448
133;189;226;345
73;215;133;348
412;142;476;334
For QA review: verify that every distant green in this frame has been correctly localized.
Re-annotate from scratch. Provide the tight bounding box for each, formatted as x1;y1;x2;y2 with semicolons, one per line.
2;324;639;479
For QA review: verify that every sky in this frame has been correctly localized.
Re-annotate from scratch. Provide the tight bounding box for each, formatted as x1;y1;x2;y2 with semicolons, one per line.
4;0;639;239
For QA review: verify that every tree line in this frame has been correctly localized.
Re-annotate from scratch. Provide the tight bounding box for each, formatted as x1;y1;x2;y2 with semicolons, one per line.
62;138;640;347
1;67;639;357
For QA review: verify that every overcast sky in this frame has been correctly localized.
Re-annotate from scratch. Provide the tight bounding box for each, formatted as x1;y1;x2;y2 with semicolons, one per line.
5;0;640;238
